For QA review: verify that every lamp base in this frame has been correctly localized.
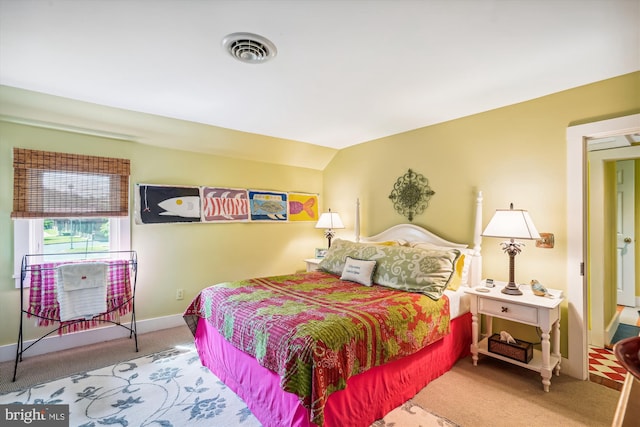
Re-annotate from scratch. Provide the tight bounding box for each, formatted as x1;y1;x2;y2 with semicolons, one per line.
501;282;523;295
324;229;336;248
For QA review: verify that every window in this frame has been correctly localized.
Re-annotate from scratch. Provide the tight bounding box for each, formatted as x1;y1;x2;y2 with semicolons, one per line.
12;148;131;287
12;148;129;218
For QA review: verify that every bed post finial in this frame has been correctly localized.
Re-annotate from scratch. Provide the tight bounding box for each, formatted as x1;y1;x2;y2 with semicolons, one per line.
472;190;483;286
355;198;360;242
474;191;483;251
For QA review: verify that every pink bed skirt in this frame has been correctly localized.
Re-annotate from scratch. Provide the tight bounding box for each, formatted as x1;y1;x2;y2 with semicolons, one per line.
194;311;472;427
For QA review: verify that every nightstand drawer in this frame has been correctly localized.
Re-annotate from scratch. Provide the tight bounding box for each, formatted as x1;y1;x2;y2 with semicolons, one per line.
479;298;538;324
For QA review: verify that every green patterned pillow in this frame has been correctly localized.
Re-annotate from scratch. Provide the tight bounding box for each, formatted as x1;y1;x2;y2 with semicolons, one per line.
318;239;387;275
373;245;460;300
319;239;459;300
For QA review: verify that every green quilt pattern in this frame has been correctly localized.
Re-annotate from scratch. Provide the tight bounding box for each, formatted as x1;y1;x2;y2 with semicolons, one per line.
184;271;450;426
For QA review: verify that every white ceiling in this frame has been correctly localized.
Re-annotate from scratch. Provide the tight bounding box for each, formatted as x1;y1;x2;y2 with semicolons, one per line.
0;0;638;150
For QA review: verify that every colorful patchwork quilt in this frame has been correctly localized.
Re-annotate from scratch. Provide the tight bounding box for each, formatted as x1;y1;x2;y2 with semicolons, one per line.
184;271;450;425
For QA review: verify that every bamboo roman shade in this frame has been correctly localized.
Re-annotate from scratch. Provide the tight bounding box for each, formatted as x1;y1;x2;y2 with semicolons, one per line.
12;148;130;218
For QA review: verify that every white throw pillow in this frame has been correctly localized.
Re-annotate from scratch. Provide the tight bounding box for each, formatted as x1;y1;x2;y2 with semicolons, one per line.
340;257;377;286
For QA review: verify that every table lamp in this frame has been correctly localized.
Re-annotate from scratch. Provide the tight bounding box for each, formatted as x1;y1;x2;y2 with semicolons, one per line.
482;203;540;295
315;209;344;248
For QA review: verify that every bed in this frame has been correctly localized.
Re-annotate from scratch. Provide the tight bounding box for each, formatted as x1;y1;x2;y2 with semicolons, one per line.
184;192;483;427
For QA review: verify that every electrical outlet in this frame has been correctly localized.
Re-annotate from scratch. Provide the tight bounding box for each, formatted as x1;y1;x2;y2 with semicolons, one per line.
176;288;184;300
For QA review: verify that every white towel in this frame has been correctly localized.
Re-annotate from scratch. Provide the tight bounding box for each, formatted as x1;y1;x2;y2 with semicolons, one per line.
55;263;108;321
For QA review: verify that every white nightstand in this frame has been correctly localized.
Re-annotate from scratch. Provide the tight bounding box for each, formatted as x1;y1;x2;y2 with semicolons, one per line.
465;281;563;392
304;258;322;272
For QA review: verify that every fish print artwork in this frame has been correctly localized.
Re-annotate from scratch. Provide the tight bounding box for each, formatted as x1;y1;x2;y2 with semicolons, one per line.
135;186;317;224
136;184;202;224
158;196;200;218
249;190;288;221
288;193;319;222
202;187;250;222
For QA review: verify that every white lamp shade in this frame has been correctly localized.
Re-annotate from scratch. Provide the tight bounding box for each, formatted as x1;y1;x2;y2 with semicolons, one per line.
482;208;540;240
315;212;345;229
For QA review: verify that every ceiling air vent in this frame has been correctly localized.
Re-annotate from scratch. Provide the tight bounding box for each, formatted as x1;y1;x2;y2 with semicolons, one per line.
222;32;277;64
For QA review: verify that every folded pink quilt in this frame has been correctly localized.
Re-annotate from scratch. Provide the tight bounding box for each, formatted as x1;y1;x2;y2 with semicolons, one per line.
27;259;132;334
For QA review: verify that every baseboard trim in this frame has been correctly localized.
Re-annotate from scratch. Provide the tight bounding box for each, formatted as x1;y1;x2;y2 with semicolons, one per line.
558;356;580;379
606;310;621;347
0;314;185;363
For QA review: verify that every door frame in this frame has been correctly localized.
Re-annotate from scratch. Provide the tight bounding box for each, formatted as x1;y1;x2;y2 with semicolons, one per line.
566;113;640;380
587;147;639;348
616;159;636;308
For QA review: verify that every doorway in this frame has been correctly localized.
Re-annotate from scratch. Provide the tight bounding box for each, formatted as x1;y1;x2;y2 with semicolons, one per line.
613;159;639;348
586;147;639;349
566;113;640;381
616;159;636;310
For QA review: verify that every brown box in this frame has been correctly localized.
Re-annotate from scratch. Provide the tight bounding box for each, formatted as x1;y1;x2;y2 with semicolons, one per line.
488;333;533;363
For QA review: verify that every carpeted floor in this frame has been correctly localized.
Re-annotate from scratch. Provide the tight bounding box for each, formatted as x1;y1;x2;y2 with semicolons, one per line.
0;326;195;392
0;325;623;426
1;326;456;427
413;356;620;427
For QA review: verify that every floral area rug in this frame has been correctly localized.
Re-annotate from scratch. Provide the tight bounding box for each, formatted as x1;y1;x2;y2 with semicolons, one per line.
373;401;459;427
0;346;260;426
0;345;458;427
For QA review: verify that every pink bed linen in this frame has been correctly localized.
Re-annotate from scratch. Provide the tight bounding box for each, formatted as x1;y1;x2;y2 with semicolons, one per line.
194;311;472;427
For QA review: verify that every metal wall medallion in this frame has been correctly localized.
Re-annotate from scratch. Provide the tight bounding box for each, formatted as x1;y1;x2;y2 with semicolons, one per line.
388;169;435;221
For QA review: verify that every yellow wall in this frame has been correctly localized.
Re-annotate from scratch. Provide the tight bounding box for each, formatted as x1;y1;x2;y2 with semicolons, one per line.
1;72;638;356
0;122;323;346
323;72;640;355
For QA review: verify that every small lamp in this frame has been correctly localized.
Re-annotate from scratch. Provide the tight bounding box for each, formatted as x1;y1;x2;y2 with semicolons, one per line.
482;203;540;295
315;209;345;248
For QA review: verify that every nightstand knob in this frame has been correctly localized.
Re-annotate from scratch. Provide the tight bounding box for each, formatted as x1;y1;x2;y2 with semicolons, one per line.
501;306;509;313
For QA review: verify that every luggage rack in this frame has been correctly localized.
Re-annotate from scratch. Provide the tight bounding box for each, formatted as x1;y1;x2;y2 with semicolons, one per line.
13;250;138;381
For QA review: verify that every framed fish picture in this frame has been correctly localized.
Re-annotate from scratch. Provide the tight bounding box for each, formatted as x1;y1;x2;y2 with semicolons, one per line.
135;184;202;224
201;187;249;222
248;190;288;221
288;192;318;222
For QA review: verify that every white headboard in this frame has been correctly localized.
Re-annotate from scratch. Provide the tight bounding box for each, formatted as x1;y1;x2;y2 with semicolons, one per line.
356;191;483;287
360;223;469;249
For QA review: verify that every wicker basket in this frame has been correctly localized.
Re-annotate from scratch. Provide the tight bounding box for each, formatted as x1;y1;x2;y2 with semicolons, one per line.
488;333;533;363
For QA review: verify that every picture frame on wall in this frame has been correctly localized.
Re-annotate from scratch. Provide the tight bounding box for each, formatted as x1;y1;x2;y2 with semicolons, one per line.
288;192;319;222
315;248;328;258
248;190;288;221
135;184;202;224
201;187;249;222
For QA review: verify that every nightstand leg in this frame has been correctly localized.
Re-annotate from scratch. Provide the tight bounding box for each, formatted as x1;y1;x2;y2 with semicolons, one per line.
540;327;552;392
552;319;561;376
471;311;479;366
